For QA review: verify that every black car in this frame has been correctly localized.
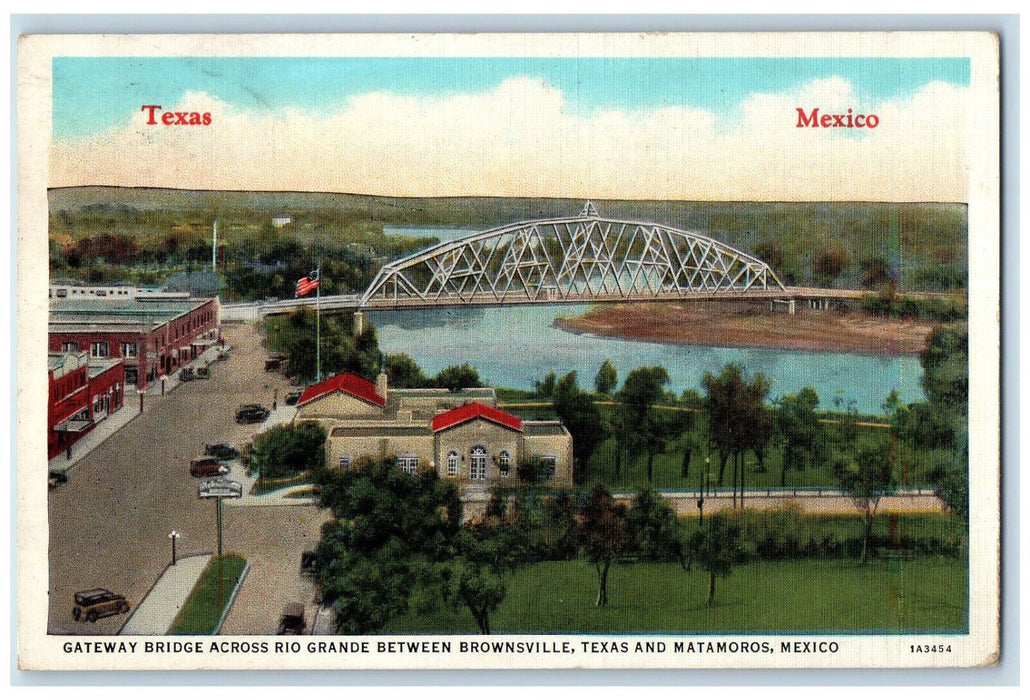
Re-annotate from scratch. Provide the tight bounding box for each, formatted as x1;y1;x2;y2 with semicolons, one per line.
72;588;130;622
48;470;68;489
284;390;303;406
204;443;240;461
235;404;270;424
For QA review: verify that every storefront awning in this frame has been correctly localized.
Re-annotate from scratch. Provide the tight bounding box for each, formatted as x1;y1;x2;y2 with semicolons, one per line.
54;417;92;433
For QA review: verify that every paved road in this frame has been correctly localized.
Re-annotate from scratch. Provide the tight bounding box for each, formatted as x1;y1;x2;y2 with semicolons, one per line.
47;322;308;635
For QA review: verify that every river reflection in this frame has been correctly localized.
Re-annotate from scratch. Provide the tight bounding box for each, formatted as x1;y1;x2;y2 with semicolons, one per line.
368;304;925;415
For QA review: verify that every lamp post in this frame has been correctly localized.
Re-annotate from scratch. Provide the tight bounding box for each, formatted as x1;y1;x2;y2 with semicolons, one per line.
138;388;145;414
168;530;180;566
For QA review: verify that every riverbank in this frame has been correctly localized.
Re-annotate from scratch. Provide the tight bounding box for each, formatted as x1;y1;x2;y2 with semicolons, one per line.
555;301;934;356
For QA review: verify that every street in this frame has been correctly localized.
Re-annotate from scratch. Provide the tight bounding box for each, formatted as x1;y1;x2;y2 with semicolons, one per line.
47;322;329;635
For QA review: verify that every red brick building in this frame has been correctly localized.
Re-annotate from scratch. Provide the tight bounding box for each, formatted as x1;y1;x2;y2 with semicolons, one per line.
48;352;126;459
48;297;219;390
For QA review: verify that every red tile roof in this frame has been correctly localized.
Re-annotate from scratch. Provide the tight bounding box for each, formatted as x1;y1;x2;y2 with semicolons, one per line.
296;372;386;408
431;402;523;433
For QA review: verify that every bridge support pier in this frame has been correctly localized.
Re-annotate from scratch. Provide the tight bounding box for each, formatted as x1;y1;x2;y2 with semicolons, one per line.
771;299;796;315
353;311;364;336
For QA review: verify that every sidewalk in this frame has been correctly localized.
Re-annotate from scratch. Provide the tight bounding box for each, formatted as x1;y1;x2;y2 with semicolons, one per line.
49;344;231;473
120;554;212;635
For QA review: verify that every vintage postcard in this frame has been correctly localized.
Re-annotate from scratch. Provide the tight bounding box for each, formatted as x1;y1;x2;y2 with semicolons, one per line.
16;32;1000;671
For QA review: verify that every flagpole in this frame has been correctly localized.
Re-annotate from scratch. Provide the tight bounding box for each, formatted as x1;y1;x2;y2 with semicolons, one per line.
315;261;322;383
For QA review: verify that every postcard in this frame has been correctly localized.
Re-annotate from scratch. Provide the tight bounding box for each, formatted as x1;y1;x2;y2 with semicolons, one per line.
17;31;1000;671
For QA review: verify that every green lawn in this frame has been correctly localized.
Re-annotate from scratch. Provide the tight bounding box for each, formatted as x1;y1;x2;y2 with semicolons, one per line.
169;555;247;635
385;556;967;635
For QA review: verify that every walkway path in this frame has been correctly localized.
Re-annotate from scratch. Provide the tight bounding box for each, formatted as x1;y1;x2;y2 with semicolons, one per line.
120;554;211;635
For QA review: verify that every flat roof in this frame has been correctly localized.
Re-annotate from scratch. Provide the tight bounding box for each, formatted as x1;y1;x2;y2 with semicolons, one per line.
88;359;122;378
49;298;215;334
330;426;433;438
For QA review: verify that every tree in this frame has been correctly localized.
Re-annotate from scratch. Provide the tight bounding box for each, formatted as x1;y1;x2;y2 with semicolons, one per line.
595;358;618;395
626;490;684;566
813;245;850;286
677;389;704;479
577;484;630;606
249;422;327;480
434;363;482;392
696;512;741;606
702;364;771;501
443;521;526;634
315;461;463;632
835;441;898;563
616;366;675;483
552;371;606;477
534;371;557;397
774;387;824;487
859;254;890;289
384;352;427;389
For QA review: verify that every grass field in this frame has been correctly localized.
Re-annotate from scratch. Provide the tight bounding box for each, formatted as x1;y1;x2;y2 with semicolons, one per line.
385;556;967;635
169;555;247;635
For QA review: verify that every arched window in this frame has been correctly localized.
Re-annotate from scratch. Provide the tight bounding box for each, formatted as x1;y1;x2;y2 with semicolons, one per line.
447;450;460;477
498;450;512;476
470;446;488;480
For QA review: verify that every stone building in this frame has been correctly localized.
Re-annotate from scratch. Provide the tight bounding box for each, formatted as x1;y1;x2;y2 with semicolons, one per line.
294;371;573;489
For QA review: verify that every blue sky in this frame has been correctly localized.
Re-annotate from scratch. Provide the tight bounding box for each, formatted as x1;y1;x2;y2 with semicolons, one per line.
52;56;970;141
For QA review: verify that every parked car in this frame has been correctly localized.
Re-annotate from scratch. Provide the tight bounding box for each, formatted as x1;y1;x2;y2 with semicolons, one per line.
204;443;240;461
48;470;68;490
264;353;287;372
72;588;130;622
300;551;319;577
277;602;307;635
285;390;303;406
196;366;211;379
190;456;229;478
179;367;195;382
235;404;270;424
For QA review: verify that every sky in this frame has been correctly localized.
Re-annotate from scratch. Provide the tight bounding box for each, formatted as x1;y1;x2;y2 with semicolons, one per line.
50;56;972;201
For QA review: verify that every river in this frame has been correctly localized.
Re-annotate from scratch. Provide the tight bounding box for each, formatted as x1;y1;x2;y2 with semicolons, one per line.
368;304;923;415
374;226;924;414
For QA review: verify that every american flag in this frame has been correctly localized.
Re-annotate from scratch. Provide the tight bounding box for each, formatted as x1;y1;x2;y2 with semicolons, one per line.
295;269;320;297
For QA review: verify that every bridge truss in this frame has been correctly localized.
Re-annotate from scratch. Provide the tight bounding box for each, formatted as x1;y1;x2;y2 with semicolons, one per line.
360;202;787;308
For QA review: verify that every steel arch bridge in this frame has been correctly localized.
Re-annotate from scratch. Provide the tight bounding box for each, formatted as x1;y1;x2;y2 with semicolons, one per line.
360;202;787;308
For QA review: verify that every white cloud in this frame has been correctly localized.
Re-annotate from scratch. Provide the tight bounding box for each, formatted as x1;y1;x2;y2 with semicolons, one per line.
49;76;970;201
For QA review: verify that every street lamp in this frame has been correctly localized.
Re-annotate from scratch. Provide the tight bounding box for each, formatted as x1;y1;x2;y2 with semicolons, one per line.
168;530;180;566
138;388;146;414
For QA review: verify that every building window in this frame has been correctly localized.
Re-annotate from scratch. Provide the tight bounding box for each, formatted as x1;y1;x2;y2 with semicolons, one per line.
398;455;419;475
540;455;558;480
90;342;109;358
339;455;352;470
470;446;488;480
62;342;79;352
121;342;138;358
498;450;512;476
447;450;460;477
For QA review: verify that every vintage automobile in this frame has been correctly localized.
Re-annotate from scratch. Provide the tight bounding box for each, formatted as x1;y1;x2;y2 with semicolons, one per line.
196;366;211;379
235;404;270;424
284;390;304;406
179;367;196;382
204;443;240;461
264;353;287;372
190;456;230;478
48;470;69;490
72;588;130;623
277;602;307;635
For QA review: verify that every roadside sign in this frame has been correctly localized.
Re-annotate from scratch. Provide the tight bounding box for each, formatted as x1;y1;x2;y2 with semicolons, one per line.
198;477;243;499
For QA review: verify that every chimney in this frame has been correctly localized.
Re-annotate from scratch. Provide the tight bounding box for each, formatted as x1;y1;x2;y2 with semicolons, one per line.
376;371;388;399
